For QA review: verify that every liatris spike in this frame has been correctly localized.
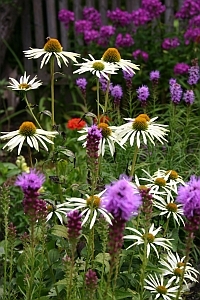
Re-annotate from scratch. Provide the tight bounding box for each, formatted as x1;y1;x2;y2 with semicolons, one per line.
67;210;82;241
176;175;200;232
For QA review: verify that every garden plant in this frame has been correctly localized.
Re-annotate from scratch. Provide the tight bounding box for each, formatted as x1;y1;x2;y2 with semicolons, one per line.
0;0;200;299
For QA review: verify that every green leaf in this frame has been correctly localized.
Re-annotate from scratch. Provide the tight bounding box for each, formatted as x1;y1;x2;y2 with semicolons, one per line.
51;224;68;239
95;252;110;273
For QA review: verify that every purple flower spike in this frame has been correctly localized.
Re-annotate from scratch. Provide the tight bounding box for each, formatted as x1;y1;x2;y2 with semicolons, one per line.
103;178;142;221
183;90;195;105
150;70;160;83
169;79;183;104
188;65;200;86
67;210;82;241
76;78;87;94
86;125;102;161
176;175;200;232
111;85;123;106
15;169;45;192
137;85;150;107
85;269;98;291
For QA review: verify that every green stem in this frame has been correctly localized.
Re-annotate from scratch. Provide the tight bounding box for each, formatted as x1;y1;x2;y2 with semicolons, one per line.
139;234;148;299
104;75;111;116
175;232;194;300
130;144;139;177
28;146;33;168
96;78;100;123
26;221;35;300
24;94;42;128
67;244;76;300
50;57;55;127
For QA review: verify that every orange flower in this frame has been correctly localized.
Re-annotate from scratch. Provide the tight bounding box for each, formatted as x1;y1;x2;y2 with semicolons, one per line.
67;118;86;130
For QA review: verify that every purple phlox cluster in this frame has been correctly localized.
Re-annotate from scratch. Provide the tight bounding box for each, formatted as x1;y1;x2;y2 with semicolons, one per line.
173;63;190;75
111;84;123;106
76;78;87;94
107;8;132;27
84;29;99;44
132;8;150;26
67;210;82;240
188;64;200;86
175;0;200;19
86;125;102;161
189;15;200;28
183;90;195;105
132;49;149;62
98;25;116;47
85;269;98;291
176;175;200;231
137;85;150;107
102;178;142;221
83;7;101;28
169;79;183;104
99;76;113;93
184;27;200;45
15;169;47;222
75;20;93;34
150;70;160;83
58;9;74;28
141;0;165;20
123;69;134;88
162;37;180;50
115;33;134;48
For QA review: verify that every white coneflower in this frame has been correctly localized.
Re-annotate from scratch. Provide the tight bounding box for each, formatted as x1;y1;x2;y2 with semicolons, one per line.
0;121;58;154
7;71;42;91
23;37;80;68
144;274;179;300
160;251;199;286
101;47;140;74
73;54;119;80
124;223;172;258
116;114;169;148
153;169;186;193
78;123;124;156
153;193;185;226
140;169;177;196
46;203;70;224
65;190;112;229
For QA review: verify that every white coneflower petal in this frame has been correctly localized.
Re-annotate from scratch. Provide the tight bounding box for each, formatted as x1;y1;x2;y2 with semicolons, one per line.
65;191;112;228
24;37;80;68
117;114;168;148
73;54;119;79
78;123;124;157
0;121;58;154
7;71;42;91
101;48;140;74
